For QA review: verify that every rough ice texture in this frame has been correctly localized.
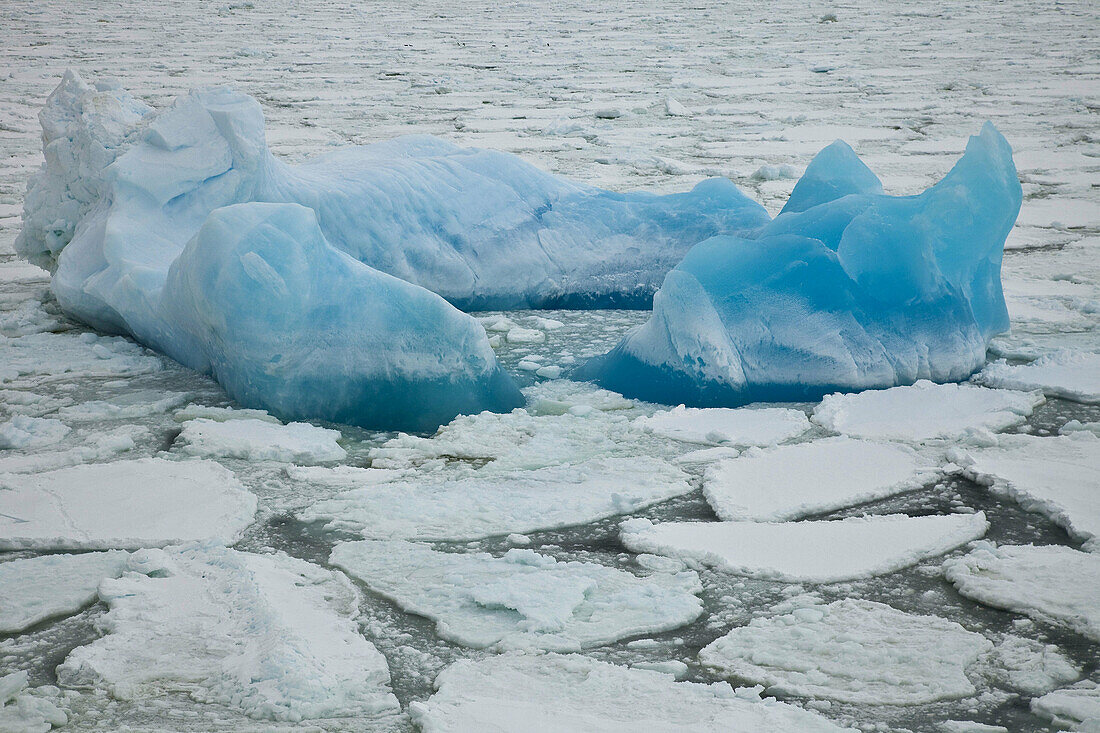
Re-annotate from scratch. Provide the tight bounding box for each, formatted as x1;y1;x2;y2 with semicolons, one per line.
300;456;691;541
583;124;1021;406
0;671;68;733
0;331;163;387
409;652;852;732
0;458;257;550
977;350;1100;403
0;416;70;450
330;541;702;651
620;513;988;583
811;381;1044;442
986;636;1080;696
952;433;1100;548
1032;680;1100;731
703;437;938;521
943;542;1100;642
57;544;400;723
0;551;129;633
633;406;810;446
176;417;346;463
699;599;993;704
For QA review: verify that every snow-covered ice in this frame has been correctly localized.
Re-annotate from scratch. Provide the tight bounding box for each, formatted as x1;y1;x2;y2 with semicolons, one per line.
952;433;1100;547
330;541;702;651
301;456;691;541
985;635;1080;696
699;599;993;704
0;416;70;450
944;542;1100;642
0;458;257;550
620;513;988;583
410;652;852;732
176;417;347;463
811;381;1044;442
0;551;129;633
977;350;1100;403
58;544;401;723
1032;680;1100;732
0;671;67;733
703;437;939;521
633;405;810;446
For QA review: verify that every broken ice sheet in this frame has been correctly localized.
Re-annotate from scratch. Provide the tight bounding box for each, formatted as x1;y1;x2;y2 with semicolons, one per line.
330;541;702;651
633;405;811;446
977;350;1100;404
0;551;129;633
699;599;993;705
175;416;347;463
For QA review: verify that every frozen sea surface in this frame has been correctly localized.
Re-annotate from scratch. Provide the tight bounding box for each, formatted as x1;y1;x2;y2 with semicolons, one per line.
1;0;1098;730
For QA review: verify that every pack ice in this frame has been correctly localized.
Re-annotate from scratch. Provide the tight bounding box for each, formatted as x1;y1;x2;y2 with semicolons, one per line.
582;125;1022;406
15;71;772;429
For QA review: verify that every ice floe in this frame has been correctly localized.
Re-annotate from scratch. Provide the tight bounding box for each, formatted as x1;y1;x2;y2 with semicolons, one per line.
330;541;702;651
409;652;852;731
0;551;129;633
620;513;988;583
0;458;257;550
703;437;938;521
0;416;70;450
0;332;163;387
0;671;67;732
944;542;1100;641
699;599;993;704
633;405;810;446
57;544;401;722
176;417;346;463
985;636;1080;696
1032;680;1100;731
301;456;691;541
977;350;1100;403
812;381;1044;442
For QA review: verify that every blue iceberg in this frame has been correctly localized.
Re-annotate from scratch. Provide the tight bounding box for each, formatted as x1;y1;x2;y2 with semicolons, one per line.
581;123;1021;405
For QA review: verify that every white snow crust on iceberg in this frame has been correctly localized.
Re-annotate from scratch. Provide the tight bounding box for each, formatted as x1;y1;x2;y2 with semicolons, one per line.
1032;680;1100;731
620;512;988;583
632;405;810;446
330;541;702;651
299;456;691;541
943;542;1100;642
409;652;854;732
175;416;346;463
703;437;939;521
0;458;257;550
951;432;1100;548
582;124;1022;406
977;350;1100;403
811;380;1044;442
699;599;993;705
57;543;401;723
0;550;129;633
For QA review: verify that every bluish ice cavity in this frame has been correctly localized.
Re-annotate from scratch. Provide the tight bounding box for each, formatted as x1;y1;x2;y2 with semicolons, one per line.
581;123;1021;406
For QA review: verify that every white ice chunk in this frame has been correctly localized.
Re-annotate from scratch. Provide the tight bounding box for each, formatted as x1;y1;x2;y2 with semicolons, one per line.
301;457;691;541
621;513;987;583
954;433;1100;547
0;332;163;387
176;417;346;462
409;652;852;732
703;437;939;521
700;599;992;704
0;671;67;732
0;551;129;633
0;416;71;450
812;380;1044;442
58;544;400;722
171;404;281;423
0;458;257;550
985;636;1080;695
1032;680;1100;731
944;542;1100;641
634;406;810;446
330;541;702;651
978;350;1100;403
55;390;191;421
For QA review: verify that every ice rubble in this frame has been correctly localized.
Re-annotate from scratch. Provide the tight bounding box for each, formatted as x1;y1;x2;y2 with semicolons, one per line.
703;437;939;521
986;636;1080;696
1032;680;1100;731
299;456;691;541
0;671;67;733
620;513;988;583
699;599;993;705
977;350;1100;403
0;458;257;550
0;551;129;633
583;124;1021;406
943;542;1100;642
58;544;401;723
176;416;346;463
330;541;702;651
951;433;1100;548
409;653;852;732
811;381;1044;442
0;416;70;450
633;405;810;446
